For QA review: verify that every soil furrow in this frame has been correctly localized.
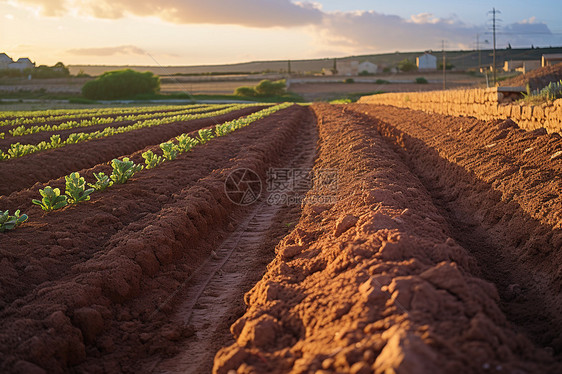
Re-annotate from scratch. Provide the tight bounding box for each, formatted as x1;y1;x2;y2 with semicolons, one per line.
352;104;562;355
145;110;317;373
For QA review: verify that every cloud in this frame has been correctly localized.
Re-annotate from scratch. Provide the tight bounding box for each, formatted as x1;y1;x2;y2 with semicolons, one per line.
9;0;561;54
14;0;323;28
317;11;479;53
500;19;562;48
67;45;147;56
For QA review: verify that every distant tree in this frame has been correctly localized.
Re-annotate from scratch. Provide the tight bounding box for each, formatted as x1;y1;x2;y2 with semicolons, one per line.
437;61;455;70
234;79;286;97
82;69;160;100
398;58;418;72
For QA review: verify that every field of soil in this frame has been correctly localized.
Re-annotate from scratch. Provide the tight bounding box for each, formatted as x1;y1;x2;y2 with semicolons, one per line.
1;101;561;374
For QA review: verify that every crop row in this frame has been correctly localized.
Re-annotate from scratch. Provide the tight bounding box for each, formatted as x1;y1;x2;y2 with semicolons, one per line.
0;103;292;232
0;104;205;125
7;104;232;137
0;104;261;161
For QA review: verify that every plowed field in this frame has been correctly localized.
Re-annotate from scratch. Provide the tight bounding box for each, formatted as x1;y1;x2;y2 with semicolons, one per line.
1;102;561;374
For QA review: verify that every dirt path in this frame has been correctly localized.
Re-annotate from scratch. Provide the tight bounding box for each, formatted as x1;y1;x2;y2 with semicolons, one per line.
143;107;317;374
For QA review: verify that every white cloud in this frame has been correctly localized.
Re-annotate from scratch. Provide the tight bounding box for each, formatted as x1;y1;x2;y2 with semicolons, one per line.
67;45;147;56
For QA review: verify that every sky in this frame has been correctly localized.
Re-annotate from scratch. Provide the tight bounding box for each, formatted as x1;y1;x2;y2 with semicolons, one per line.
1;0;561;66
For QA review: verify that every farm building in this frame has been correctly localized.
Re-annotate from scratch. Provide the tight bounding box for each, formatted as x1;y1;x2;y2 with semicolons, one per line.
337;60;359;76
0;53;35;71
0;53;13;69
358;61;378;74
542;54;562;67
416;53;437;71
503;60;541;74
9;57;35;71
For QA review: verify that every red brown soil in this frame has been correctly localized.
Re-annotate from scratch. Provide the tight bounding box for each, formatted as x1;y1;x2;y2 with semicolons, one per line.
0;105;309;373
213;103;562;373
0;107;263;196
500;62;562;91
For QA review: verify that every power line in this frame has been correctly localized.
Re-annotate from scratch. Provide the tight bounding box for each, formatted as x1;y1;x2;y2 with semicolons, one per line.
488;7;501;85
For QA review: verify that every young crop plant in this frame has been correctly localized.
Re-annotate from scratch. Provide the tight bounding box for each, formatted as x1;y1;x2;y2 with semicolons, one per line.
0;150;7;160
88;172;113;191
160;142;180;160
50;134;62;148
176;134;199;153
0;210;28;232
32;186;68;211
197;128;215;144
65;172;94;204
215;123;234;136
110;157;144;184
142;150;164;169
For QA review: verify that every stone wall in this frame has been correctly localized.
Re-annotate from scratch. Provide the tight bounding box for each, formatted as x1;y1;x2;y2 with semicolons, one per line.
358;87;562;134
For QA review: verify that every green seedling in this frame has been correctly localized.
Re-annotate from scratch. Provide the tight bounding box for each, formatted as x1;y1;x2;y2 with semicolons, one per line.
197;128;214;144
65;172;94;204
0;150;7;161
142;150;164;169
50;134;62;147
159;142;179;160
0;210;28;232
110;157;143;184
32;186;68;211
7;143;30;158
176;134;198;153
88;172;113;191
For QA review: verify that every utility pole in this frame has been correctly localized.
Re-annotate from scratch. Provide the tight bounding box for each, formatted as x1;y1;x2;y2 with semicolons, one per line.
476;34;481;72
442;40;446;90
489;8;501;85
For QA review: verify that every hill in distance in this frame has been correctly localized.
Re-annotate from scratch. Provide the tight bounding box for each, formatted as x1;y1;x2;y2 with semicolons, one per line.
69;46;562;76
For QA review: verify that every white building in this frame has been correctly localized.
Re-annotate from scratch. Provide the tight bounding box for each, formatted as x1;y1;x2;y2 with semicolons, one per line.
542;54;562;67
0;53;13;69
358;61;378;74
9;58;35;71
416;53;437;71
337;60;359;76
504;60;541;74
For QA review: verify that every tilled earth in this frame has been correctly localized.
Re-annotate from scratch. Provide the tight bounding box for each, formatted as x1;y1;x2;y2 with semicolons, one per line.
214;103;562;374
1;103;562;374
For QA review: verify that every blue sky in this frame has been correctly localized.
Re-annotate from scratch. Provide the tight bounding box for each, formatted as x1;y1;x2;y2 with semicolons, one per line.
317;0;562;31
0;0;560;65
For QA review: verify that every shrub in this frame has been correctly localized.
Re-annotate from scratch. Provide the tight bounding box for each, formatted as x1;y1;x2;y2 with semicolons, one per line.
375;79;390;84
398;59;418;72
254;79;286;96
235;80;286;97
82;69;160;100
234;86;257;97
344;78;355;84
415;77;428;84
